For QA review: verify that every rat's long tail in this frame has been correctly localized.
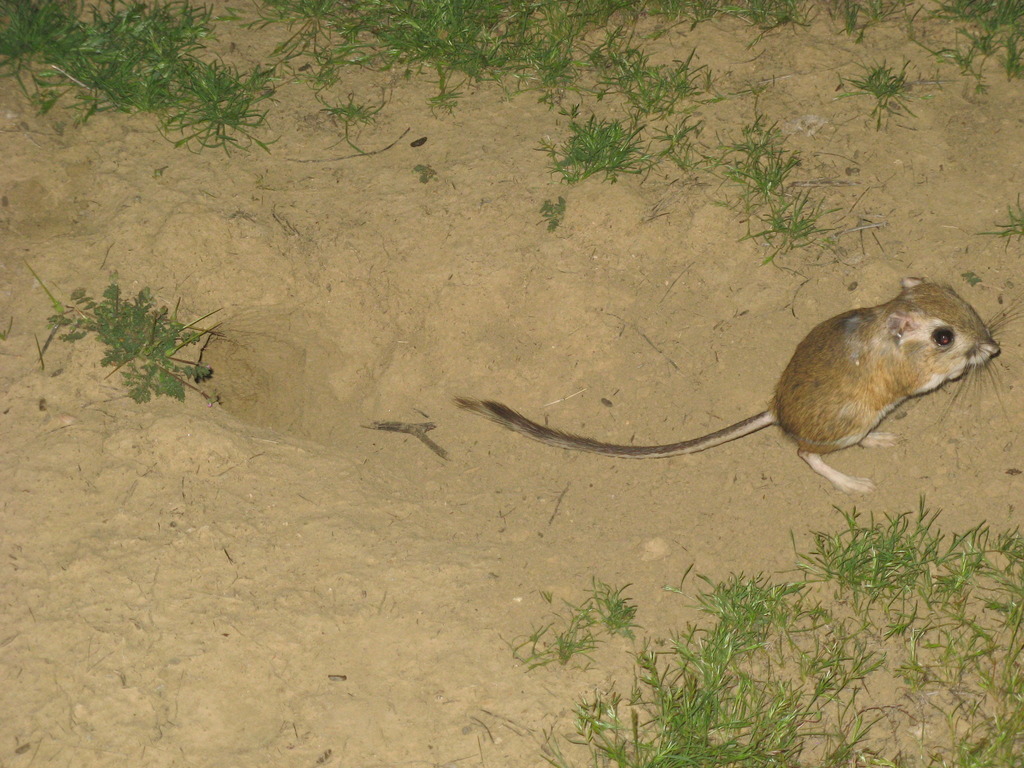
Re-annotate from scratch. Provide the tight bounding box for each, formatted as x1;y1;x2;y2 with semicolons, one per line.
455;397;775;458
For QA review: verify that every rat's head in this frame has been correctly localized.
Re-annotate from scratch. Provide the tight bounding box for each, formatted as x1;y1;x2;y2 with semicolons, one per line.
886;277;1000;395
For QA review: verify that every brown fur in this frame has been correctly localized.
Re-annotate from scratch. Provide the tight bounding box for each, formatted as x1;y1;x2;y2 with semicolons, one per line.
457;279;1000;493
772;281;997;454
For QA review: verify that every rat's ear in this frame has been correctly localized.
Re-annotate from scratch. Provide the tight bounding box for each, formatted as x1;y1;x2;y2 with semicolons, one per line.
886;310;919;340
900;276;925;290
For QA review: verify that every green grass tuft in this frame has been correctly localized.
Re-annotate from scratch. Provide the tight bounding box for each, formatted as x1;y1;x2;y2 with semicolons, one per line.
0;0;274;150
981;195;1024;241
512;580;639;669
538;505;1024;767
544;113;653;183
838;60;916;129
5;0;1016;256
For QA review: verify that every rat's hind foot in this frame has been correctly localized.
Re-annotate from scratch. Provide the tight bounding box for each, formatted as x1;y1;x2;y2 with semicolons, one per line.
860;431;900;449
798;450;876;494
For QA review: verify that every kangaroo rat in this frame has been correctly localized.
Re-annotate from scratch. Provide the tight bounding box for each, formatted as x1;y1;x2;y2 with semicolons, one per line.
456;278;1000;493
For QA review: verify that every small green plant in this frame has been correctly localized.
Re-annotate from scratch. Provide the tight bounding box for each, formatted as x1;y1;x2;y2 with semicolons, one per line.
655;0;809;28
588;579;639;639
652;114;705;171
961;270;983;286
922;0;1024;87
246;0;359;79
829;0;911;39
838;60;915;129
0;316;11;341
542;506;1024;768
160;60;275;151
713;115;834;256
746;190;837;262
512;581;639;668
741;0;810;28
540;196;567;231
1003;29;1024;78
0;0;274;151
926;32;988;85
718;116;800;208
591;43;712;119
513;592;600;669
320;92;384;129
544;114;652;184
981;195;1024;241
40;275;217;403
550;572;882;768
318;92;386;153
413;163;437;183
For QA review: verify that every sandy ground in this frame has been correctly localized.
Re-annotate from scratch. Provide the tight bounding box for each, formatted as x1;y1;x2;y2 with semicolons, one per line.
2;5;1022;767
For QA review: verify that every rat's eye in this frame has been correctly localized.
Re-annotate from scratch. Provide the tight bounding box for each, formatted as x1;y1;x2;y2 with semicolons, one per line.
932;327;955;347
